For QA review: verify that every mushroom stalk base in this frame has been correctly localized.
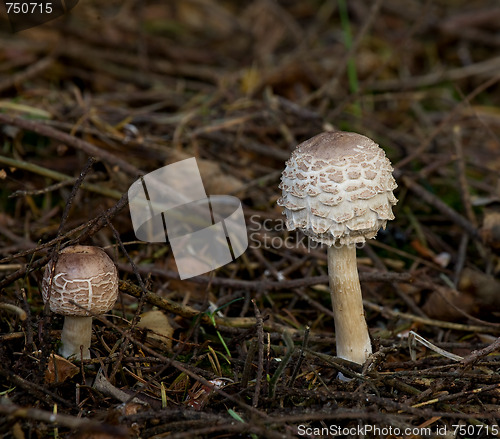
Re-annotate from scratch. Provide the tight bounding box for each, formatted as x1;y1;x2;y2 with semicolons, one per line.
60;316;92;359
328;244;372;365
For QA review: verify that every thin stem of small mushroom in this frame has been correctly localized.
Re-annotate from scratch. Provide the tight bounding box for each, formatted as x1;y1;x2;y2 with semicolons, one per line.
60;316;93;359
327;244;372;365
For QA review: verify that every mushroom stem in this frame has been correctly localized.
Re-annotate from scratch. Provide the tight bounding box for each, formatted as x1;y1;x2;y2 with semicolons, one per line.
60;316;93;359
327;244;372;365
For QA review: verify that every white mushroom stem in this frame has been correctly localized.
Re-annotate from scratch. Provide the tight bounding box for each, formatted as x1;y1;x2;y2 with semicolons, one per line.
327;244;372;365
59;316;93;359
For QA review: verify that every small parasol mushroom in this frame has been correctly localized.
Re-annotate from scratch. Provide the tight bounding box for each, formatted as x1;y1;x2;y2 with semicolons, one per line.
41;245;119;359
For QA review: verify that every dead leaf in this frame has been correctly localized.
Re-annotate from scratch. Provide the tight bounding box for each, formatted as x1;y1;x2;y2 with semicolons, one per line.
45;353;79;384
459;268;500;309
481;204;500;251
197;158;244;195
421;287;476;321
423;268;500;320
165;149;244;195
137;310;174;351
240;66;261;95
410;239;435;260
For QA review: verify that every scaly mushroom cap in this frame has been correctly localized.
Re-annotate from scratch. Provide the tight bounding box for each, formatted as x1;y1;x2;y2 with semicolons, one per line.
277;131;398;245
42;245;119;316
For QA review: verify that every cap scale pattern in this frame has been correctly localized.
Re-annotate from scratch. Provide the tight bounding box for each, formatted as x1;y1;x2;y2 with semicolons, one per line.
278;131;398;245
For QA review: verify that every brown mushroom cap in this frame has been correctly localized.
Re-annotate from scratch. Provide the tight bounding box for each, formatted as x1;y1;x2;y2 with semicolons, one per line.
42;245;119;316
277;131;398;245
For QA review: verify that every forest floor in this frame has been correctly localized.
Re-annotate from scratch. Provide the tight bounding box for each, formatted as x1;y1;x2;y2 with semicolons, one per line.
1;1;500;438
